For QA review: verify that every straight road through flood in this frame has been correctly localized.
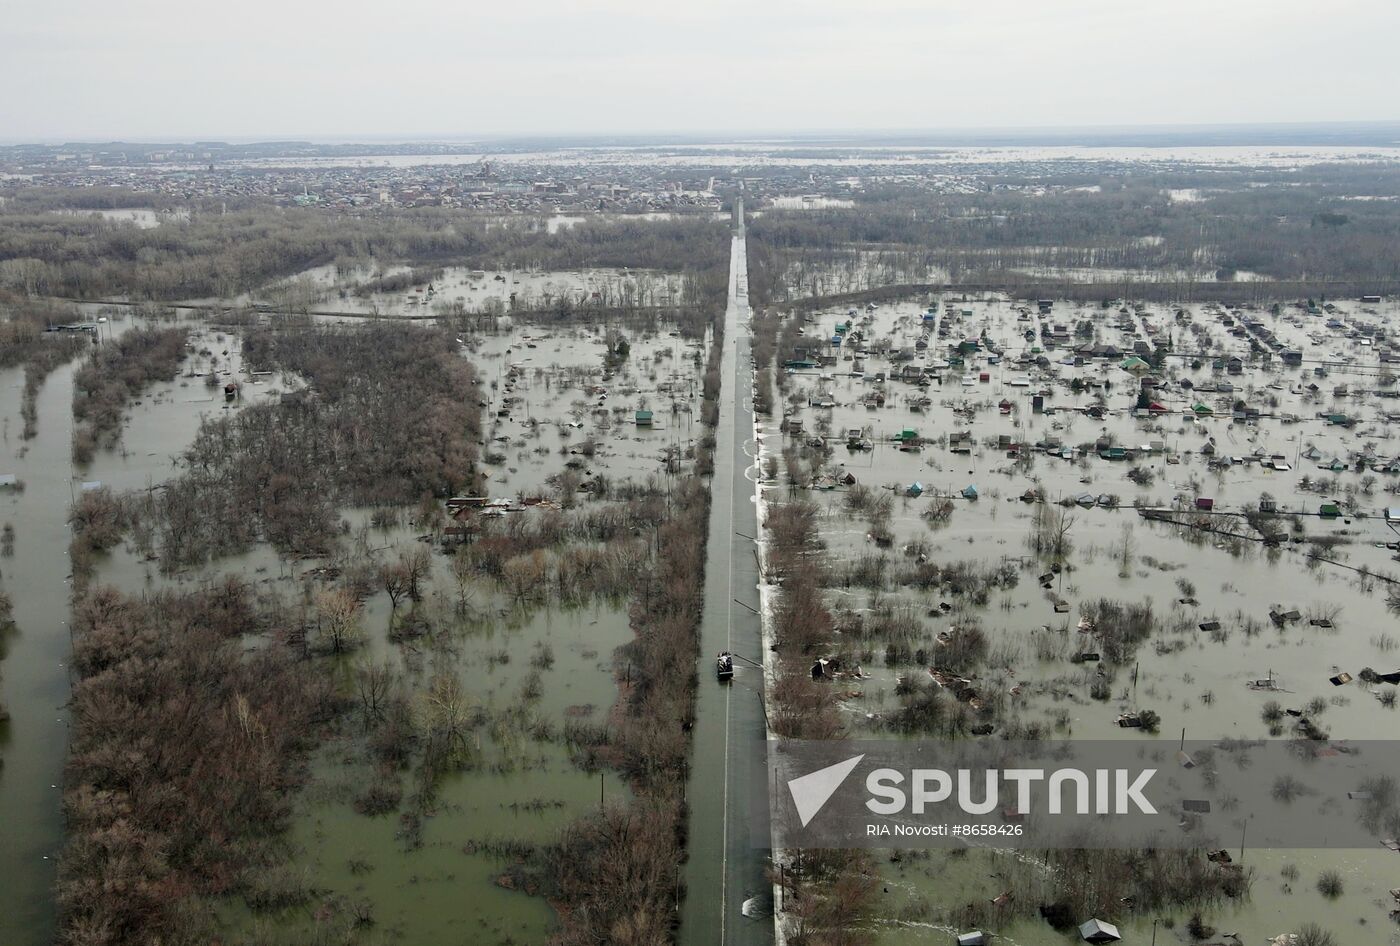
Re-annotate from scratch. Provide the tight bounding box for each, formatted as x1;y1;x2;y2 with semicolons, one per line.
678;199;772;946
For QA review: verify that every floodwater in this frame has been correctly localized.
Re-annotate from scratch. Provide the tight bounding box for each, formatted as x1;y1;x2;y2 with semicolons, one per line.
218;601;635;946
259;263;687;320
10;270;1400;944
53;207;187;228
545;211;728;233
0;356;79;945
0;315;285;944
0;300;714;944
780;249;947;302
769;196;855;210
757;295;1400;944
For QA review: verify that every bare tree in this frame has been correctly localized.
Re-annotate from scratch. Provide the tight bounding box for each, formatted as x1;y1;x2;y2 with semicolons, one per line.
1116;523;1137;577
316;587;362;654
501;551;548;607
356;661;397;729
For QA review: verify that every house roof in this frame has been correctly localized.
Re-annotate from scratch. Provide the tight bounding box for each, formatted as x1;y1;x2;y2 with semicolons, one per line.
1079;918;1121;943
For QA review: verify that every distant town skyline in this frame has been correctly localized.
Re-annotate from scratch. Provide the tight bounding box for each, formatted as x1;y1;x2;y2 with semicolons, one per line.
5;0;1398;141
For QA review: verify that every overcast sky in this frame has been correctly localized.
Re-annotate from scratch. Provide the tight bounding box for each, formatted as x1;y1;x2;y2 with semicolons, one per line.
4;0;1398;142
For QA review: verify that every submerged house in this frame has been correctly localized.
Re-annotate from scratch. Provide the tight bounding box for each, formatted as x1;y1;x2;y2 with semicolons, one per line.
1079;918;1121;944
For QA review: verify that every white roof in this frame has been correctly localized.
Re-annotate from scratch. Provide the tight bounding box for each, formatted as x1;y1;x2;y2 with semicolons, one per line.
1080;918;1121;942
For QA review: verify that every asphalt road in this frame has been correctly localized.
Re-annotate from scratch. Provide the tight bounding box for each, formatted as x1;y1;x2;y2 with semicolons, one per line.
677;203;773;946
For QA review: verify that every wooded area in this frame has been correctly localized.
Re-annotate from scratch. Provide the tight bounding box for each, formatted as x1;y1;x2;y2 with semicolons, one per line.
123;325;483;567
60;579;342;945
750;163;1400;306
0;200;731;303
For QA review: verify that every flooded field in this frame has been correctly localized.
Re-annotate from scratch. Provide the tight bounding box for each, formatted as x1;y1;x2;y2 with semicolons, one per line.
0;314;297;943
779;249;949;302
757;294;1400;944
7;178;1400;945
770;197;855;210
0;292;716;945
209;599;635;946
53;207;180;228
255;263;688;320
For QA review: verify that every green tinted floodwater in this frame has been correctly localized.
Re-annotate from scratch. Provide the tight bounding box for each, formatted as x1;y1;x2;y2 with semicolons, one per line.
216;603;634;946
0;357;79;946
0;311;671;946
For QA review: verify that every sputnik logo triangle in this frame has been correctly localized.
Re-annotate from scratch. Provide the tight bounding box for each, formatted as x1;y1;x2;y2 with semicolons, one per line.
787;754;864;827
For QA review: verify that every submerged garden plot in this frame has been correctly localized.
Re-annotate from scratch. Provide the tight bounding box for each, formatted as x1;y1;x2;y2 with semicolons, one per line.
753;293;1400;945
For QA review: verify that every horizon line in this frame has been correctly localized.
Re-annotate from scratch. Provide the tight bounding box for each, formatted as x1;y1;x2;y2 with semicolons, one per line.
5;119;1400;149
